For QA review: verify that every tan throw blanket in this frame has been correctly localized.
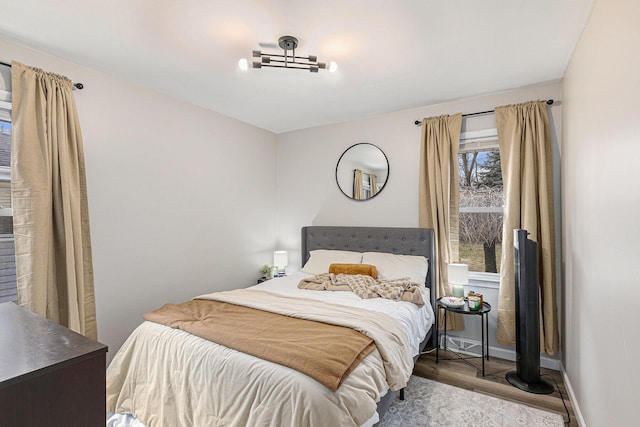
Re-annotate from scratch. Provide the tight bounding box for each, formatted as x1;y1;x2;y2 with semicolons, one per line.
198;289;413;391
298;273;424;306
144;299;375;392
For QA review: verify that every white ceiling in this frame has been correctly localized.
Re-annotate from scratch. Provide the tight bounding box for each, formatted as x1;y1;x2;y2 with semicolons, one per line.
0;0;595;133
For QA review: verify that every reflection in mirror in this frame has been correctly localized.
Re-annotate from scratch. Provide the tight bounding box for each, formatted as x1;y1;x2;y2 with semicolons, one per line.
336;143;389;201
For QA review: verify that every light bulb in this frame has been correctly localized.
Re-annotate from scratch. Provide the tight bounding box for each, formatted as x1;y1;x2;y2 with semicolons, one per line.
328;61;338;73
238;58;248;71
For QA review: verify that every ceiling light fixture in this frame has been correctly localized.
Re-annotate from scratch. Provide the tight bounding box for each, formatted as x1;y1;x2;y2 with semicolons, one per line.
247;35;337;73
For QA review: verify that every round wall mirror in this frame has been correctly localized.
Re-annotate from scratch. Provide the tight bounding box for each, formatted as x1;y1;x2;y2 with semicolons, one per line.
336;143;389;201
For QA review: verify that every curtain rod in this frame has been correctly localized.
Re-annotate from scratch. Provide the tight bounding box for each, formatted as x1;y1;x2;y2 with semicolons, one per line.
413;99;554;126
0;60;84;90
353;169;377;178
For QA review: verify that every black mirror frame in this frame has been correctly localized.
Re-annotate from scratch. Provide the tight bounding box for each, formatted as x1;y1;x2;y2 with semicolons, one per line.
335;143;389;201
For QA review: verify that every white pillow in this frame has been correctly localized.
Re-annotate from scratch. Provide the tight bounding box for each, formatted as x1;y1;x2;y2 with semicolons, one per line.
361;252;429;285
301;250;363;275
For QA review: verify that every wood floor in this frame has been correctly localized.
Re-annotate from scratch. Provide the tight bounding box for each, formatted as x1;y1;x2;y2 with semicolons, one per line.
413;349;576;426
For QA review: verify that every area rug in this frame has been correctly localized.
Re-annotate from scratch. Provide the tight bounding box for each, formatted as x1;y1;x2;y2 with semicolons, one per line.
380;376;565;427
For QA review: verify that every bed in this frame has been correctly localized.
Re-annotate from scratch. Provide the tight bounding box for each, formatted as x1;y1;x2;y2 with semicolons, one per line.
106;226;436;427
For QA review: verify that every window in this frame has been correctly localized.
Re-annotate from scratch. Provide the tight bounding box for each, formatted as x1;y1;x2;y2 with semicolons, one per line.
0;96;15;304
361;171;380;199
458;129;503;276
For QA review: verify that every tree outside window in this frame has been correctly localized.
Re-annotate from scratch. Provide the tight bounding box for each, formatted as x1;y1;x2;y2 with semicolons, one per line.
459;148;503;273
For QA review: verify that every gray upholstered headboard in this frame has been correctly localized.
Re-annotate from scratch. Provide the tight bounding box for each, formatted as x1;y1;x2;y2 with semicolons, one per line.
301;226;436;311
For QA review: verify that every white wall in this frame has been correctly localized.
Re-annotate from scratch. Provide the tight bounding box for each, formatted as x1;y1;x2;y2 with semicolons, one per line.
562;0;640;425
0;38;278;362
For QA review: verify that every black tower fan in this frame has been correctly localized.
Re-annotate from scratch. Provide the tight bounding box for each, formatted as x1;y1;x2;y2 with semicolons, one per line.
505;229;554;394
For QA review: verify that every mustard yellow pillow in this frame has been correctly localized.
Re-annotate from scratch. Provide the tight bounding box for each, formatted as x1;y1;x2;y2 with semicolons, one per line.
329;263;377;279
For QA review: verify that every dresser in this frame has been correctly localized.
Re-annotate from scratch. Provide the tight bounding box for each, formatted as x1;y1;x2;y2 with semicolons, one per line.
0;302;108;427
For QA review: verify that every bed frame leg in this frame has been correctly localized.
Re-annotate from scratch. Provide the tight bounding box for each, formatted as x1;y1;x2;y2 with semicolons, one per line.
399;388;405;401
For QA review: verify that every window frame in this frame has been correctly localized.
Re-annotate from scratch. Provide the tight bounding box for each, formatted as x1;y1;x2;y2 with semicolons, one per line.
0;96;16;304
459;128;502;283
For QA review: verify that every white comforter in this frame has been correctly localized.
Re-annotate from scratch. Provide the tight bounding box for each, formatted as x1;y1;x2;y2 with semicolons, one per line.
252;273;433;359
106;273;434;427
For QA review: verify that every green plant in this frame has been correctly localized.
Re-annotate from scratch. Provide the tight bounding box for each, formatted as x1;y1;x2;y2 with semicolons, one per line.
259;264;274;277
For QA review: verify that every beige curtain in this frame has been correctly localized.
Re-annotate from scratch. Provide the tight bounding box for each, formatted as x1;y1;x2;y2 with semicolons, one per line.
418;113;464;330
495;100;558;354
11;61;97;339
353;169;364;200
369;174;377;197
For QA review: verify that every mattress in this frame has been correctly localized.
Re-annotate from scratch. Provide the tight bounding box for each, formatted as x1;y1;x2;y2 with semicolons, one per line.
106;272;434;427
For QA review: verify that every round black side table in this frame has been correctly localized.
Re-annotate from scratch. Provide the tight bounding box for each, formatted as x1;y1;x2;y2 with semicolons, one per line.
435;297;492;376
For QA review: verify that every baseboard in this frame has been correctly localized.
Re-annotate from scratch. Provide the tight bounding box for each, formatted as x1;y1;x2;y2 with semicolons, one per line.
440;335;561;370
561;363;587;427
489;346;561;371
